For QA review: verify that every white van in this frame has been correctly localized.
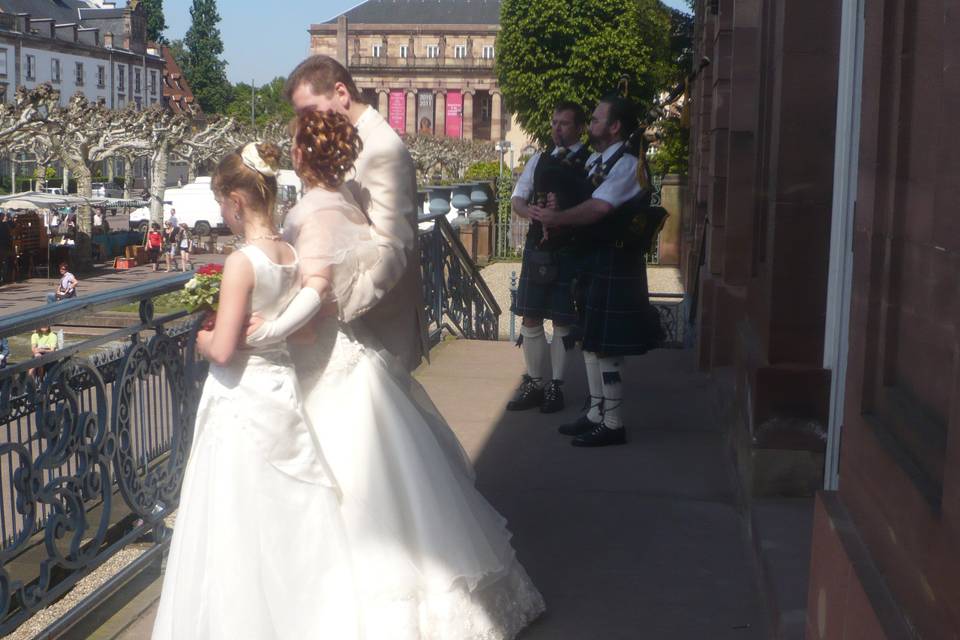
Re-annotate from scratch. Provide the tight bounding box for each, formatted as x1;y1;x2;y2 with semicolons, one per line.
129;177;222;235
129;172;303;235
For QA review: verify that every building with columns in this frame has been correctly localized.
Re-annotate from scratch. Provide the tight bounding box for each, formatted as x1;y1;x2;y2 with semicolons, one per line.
309;0;529;151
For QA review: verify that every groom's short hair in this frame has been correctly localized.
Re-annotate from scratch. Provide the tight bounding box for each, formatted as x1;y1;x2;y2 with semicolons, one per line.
284;56;364;103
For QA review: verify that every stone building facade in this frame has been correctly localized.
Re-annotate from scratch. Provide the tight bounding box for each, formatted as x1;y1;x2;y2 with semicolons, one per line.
309;0;529;151
685;0;960;637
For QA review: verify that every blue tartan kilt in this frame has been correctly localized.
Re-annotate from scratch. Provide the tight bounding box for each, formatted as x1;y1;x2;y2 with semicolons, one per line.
511;245;580;325
577;246;664;356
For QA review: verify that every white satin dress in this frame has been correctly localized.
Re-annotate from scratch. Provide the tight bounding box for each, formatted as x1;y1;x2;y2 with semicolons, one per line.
152;245;360;640
284;188;546;639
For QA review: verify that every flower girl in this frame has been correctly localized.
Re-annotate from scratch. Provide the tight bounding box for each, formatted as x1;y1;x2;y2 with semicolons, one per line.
152;142;358;639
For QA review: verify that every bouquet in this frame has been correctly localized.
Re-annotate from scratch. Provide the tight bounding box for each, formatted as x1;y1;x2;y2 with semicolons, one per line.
180;263;224;314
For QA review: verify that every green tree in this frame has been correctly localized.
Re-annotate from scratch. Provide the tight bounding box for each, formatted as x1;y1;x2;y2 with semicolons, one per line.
225;77;295;129
139;0;168;44
183;0;232;113
496;0;672;145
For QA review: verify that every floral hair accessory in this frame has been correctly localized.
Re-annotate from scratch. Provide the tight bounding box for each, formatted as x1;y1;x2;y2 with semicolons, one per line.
241;142;276;178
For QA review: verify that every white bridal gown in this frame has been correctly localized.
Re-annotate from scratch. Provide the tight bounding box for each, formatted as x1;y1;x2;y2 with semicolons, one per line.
152;244;360;640
281;187;546;639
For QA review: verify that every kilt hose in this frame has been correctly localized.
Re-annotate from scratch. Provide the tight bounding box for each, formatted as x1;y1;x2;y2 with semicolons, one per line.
576;245;664;356
511;243;580;325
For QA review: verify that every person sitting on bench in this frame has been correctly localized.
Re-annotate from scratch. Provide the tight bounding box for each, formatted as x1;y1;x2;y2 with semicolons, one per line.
46;262;78;303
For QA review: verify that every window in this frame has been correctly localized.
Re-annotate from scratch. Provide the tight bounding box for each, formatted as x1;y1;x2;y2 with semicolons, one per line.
482;45;495;59
117;95;125;108
135;96;142;110
0;49;7;76
74;62;84;86
454;44;467;59
372;44;382;58
0;85;7;104
399;45;408;59
25;55;35;80
479;94;491;120
97;65;105;88
149;70;157;94
134;68;141;93
117;65;125;91
426;45;439;59
51;58;61;83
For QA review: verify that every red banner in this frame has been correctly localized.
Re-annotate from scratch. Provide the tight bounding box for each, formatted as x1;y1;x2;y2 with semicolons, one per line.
389;90;406;133
445;90;463;138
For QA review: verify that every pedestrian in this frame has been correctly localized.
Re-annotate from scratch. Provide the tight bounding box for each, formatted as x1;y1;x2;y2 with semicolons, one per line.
163;221;180;272
46;262;78;303
168;208;179;229
529;95;665;447
178;223;192;271
0;336;9;368
29;325;57;380
146;223;163;271
506;101;592;415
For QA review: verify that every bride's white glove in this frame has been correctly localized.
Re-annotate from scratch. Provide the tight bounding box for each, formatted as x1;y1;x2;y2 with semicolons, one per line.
246;287;323;345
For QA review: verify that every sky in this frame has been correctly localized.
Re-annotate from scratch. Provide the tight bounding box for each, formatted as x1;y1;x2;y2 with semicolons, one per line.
163;0;692;85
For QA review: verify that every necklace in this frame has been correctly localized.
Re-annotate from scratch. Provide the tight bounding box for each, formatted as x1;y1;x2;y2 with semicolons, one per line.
244;233;282;243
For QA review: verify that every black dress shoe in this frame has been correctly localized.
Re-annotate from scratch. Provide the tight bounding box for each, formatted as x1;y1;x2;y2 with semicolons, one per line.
507;375;544;411
571;424;627;447
540;379;565;413
558;413;600;436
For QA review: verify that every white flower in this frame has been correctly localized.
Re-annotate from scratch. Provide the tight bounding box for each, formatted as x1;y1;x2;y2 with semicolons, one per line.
184;278;198;290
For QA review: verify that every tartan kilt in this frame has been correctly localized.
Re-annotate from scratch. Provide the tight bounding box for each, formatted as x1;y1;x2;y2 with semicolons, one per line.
576;246;664;356
511;244;580;324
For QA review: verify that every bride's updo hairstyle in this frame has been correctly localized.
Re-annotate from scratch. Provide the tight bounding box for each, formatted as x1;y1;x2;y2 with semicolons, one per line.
292;110;362;190
211;141;283;217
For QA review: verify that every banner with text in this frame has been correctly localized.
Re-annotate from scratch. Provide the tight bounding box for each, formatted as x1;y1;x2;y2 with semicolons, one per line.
389;90;406;133
417;91;435;136
445;90;463;138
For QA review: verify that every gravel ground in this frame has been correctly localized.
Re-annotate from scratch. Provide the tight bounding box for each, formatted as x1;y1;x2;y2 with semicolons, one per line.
479;260;685;341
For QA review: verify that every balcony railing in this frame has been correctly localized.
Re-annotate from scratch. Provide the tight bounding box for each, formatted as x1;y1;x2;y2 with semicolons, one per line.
350;55;496;71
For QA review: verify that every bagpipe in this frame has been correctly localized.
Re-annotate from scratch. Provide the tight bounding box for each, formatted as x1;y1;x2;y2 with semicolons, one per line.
586;57;711;253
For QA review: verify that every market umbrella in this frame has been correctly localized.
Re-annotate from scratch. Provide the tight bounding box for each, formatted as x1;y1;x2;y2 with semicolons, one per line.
2;199;40;210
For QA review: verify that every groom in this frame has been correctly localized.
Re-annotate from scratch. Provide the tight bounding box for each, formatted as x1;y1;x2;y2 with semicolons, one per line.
283;56;428;371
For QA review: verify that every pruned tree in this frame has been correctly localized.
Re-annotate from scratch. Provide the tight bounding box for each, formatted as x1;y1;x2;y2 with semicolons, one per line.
175;115;244;181
401;135;498;184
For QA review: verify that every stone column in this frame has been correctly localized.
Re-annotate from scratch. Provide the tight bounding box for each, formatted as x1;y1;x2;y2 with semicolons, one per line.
405;90;417;135
490;91;503;141
462;89;474;140
377;89;389;120
435;90;446;138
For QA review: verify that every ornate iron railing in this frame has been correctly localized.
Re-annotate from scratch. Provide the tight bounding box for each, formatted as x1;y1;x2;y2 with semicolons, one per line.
0;275;203;635
419;213;501;344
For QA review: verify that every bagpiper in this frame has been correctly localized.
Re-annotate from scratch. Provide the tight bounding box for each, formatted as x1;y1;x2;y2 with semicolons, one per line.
506;101;594;414
529;95;664;447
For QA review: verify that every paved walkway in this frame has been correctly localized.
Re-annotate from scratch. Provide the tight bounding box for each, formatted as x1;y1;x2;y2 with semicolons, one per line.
0;252;225;320
113;339;769;639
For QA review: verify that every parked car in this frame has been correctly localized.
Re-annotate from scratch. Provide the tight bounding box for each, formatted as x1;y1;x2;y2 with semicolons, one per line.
42;187;66;196
90;182;124;199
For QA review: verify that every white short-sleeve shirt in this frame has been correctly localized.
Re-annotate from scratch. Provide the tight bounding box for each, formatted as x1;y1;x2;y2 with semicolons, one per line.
511;142;585;202
585;142;642;208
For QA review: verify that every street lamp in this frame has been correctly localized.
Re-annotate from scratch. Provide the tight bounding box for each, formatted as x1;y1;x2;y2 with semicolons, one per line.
495;139;511;178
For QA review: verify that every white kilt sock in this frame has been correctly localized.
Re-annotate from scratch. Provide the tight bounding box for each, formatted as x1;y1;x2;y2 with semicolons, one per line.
549;325;572;382
598;356;625;429
583;351;603;423
520;324;548;387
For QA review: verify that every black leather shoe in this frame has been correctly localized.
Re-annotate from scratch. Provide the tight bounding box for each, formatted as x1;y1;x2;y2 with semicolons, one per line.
540;380;565;413
558;413;600;436
507;375;544;411
571;424;627;447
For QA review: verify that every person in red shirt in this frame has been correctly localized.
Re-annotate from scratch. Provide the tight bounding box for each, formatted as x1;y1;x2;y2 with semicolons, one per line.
146;223;163;272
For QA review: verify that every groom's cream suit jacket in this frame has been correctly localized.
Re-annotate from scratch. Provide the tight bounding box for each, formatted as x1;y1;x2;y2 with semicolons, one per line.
342;106;428;371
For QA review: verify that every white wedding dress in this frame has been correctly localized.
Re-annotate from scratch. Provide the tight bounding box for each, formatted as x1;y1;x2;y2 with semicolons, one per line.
284;187;546;639
152;245;360;640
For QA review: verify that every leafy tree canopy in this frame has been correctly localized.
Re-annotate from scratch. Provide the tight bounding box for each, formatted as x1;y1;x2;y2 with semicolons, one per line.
138;0;168;44
225;77;294;129
496;0;672;145
183;0;232;113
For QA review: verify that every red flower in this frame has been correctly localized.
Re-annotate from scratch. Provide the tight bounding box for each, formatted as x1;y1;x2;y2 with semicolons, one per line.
196;263;224;276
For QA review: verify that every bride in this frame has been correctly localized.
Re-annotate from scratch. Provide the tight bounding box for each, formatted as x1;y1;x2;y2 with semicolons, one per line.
248;111;545;638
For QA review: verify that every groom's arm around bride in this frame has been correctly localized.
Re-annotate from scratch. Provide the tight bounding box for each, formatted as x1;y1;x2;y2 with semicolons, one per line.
285;56;428;372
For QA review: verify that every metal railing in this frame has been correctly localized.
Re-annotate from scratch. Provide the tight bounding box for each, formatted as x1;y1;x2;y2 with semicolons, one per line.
0;274;203;634
351;55;496;70
419;213;501;344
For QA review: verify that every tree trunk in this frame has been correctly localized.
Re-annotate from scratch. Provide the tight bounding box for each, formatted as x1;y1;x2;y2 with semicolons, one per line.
68;161;94;271
187;161;197;183
149;146;169;226
123;155;135;200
